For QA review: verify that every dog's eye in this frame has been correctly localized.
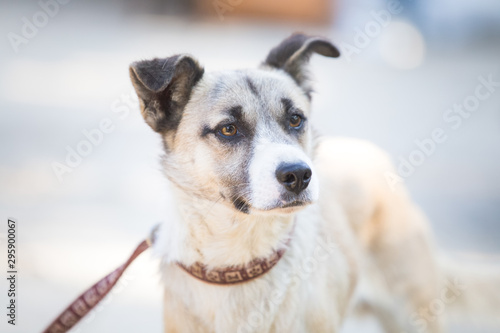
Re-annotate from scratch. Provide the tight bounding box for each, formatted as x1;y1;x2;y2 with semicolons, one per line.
290;115;303;128
219;125;238;137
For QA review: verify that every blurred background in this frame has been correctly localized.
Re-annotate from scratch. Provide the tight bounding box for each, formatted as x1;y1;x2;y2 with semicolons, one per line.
0;0;499;332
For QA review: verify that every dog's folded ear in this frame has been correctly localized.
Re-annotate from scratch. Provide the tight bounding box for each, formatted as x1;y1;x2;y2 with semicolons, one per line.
264;33;340;97
129;55;204;133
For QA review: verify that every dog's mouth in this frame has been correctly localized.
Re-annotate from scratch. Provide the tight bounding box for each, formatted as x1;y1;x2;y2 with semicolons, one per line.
279;201;307;209
233;197;251;214
267;200;312;213
232;196;311;215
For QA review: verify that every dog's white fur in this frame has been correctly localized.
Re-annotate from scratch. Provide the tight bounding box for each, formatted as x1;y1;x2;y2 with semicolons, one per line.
152;136;448;332
130;35;500;333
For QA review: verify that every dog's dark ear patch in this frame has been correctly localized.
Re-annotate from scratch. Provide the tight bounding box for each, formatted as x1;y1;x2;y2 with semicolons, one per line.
129;55;204;133
264;33;340;96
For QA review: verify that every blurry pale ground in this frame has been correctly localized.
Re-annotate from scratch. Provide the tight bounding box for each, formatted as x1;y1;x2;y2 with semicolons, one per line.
0;1;499;332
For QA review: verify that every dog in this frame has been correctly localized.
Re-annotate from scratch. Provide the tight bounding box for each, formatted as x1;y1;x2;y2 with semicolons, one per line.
129;33;500;333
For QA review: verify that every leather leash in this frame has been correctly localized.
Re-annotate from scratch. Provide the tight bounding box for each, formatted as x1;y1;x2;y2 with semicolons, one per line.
41;223;292;332
41;227;157;333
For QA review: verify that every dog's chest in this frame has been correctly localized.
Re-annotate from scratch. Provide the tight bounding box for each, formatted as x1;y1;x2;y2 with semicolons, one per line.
160;218;350;332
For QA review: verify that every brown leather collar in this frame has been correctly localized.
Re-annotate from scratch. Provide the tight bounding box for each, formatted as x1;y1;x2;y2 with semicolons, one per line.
176;226;294;285
41;224;292;333
177;248;286;285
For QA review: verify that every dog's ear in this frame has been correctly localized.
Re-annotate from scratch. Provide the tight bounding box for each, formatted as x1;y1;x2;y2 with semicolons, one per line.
264;33;340;96
129;55;204;133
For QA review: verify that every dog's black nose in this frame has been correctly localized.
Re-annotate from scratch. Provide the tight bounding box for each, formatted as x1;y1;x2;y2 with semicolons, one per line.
275;162;312;195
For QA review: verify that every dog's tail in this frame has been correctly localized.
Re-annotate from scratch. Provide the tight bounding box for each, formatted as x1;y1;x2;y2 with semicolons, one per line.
439;255;500;326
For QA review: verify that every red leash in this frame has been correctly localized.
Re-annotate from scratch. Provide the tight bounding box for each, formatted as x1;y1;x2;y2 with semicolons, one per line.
41;223;291;332
42;238;152;333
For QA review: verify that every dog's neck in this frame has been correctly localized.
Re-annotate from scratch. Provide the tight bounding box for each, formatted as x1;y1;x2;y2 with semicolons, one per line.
156;185;295;269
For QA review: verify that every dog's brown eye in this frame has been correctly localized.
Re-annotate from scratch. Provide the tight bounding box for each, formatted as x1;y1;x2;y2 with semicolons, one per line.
290;115;303;128
220;125;237;137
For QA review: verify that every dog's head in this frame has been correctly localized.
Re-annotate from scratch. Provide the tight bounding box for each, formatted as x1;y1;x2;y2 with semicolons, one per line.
130;33;339;215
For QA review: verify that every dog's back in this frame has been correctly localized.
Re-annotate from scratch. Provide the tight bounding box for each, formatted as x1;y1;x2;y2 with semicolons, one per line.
316;136;500;332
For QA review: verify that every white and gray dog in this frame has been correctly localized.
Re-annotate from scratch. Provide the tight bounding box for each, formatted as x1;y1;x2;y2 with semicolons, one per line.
129;33;500;333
